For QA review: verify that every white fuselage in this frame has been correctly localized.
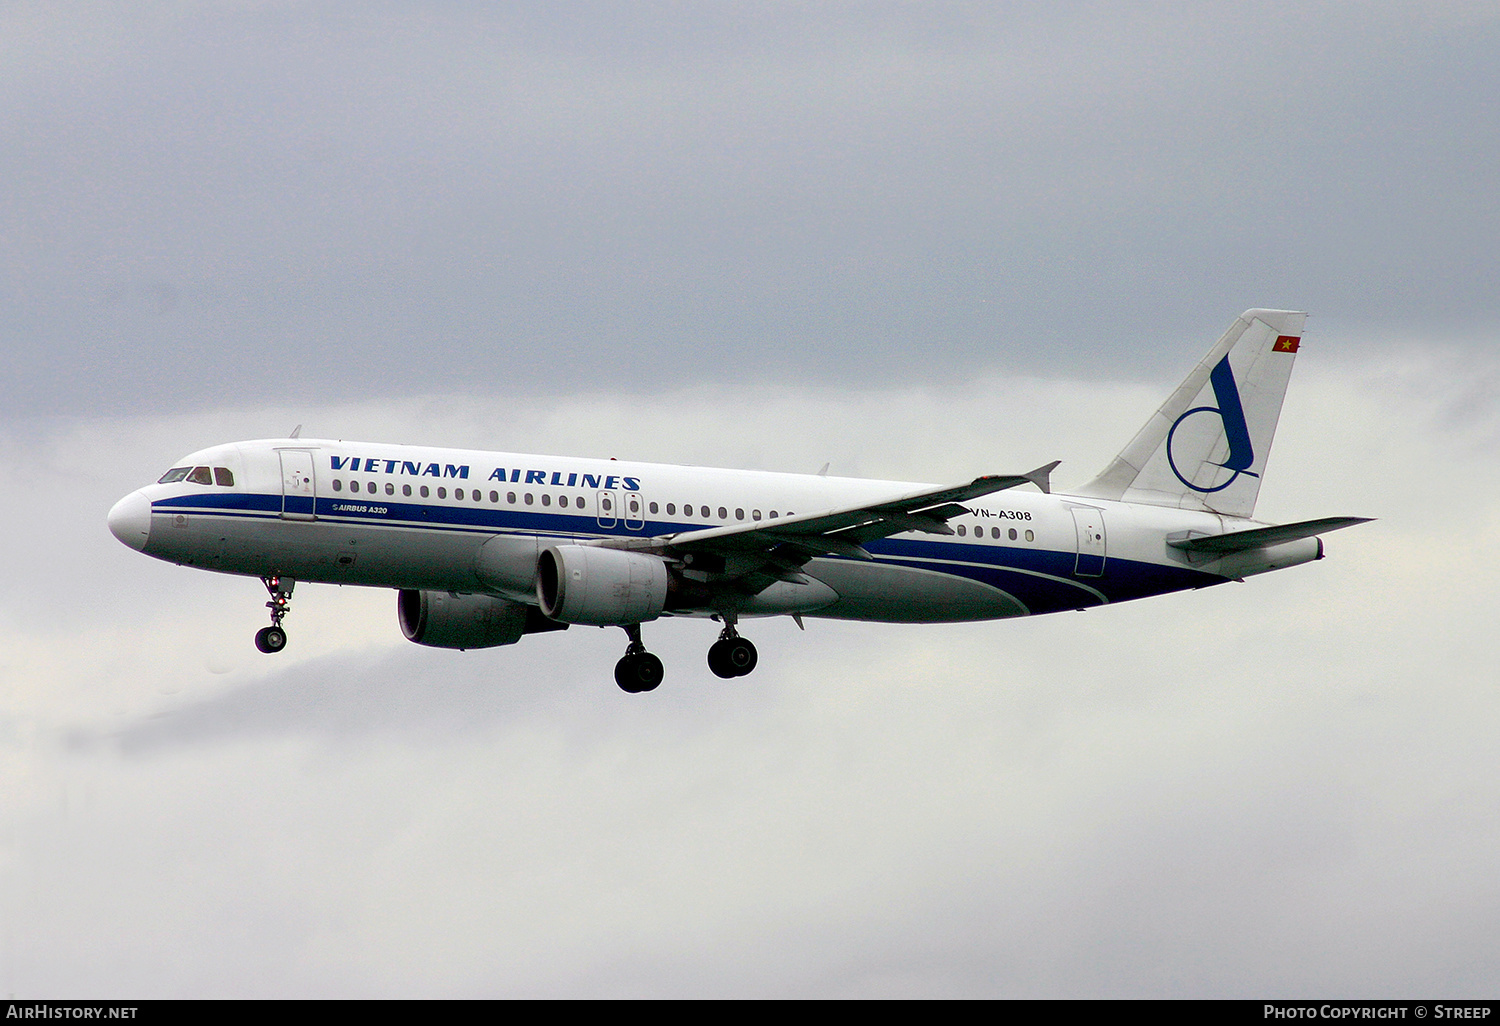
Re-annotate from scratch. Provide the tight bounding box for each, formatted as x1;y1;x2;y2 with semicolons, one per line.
109;437;1316;625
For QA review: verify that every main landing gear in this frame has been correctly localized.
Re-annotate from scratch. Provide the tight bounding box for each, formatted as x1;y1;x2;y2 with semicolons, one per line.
254;575;294;654
614;624;665;694
611;618;761;694
707;616;757;679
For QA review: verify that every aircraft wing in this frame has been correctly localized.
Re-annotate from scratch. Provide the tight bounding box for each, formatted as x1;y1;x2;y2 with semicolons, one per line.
628;463;1059;574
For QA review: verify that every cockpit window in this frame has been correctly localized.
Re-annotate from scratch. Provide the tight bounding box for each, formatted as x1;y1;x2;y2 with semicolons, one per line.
214;467;234;487
188;467;214;485
158;467;191;484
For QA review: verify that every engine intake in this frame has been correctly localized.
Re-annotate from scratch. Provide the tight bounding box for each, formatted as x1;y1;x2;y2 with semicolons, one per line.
536;545;669;626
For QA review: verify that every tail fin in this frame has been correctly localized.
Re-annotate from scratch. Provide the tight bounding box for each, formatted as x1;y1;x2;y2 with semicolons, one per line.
1076;309;1306;518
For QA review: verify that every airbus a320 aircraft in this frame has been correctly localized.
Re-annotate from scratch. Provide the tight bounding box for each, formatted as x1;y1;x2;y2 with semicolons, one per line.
109;310;1368;692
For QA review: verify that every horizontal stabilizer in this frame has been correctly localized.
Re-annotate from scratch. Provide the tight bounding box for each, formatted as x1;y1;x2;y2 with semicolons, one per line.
1167;516;1373;554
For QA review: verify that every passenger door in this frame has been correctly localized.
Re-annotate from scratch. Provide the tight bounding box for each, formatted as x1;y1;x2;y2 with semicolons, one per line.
1071;507;1106;577
279;450;317;521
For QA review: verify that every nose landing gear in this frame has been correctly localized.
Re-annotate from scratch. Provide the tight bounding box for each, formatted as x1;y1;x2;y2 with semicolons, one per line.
614;624;664;693
254;575;294;653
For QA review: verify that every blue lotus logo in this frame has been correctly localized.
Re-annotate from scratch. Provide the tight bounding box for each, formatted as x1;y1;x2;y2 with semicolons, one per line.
1166;355;1258;493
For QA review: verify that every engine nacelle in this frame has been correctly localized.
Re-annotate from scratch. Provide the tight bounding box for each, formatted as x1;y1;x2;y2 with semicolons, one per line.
474;534;540;602
397;589;566;650
536;544;669;626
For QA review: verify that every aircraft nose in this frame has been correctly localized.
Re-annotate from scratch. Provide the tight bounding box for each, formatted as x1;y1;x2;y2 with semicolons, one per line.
108;490;152;551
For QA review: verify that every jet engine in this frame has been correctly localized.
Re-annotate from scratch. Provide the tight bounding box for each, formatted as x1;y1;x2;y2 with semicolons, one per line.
536;545;670;626
397;589;566;650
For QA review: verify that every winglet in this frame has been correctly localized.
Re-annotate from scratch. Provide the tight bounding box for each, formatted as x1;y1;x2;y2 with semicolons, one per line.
1024;461;1060;495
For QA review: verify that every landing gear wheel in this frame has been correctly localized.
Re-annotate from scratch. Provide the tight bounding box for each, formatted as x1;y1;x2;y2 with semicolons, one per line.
707;639;735;678
255;625;288;653
708;637;757;678
615;652;664;693
728;637;757;676
256;575;295;655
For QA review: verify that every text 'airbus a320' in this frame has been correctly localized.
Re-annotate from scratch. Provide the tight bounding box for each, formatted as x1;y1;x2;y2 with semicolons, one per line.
109;309;1369;692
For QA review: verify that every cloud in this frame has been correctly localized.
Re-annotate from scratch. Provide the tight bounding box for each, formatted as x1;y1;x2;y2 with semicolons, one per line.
4;0;1496;997
3;4;1499;415
3;335;1498;996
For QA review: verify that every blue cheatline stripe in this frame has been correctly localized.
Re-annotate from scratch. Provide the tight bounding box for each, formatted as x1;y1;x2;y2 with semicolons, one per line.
153;492;1221;610
154;492;282;514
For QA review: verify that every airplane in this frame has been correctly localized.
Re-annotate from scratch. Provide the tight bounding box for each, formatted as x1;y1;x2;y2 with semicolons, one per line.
108;309;1369;693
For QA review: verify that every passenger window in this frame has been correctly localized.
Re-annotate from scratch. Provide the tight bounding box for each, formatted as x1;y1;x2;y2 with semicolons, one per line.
769;511;778;519
525;493;534;505
403;485;412;497
701;506;710;518
718;507;727;520
157;467;191;484
188;467;213;485
420;486;430;498
490;491;499;503
649;501;659;514
666;503;676;515
214;467;234;487
332;479;343;492
735;508;744;520
437;487;447;499
386;483;394;495
1025;530;1034;542
1008;528;1017;541
752;510;761;521
507;492;516;504
957;525;966;536
542;494;551;506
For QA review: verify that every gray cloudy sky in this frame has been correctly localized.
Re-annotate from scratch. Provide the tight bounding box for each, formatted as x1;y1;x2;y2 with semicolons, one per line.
5;1;1499;414
3;1;1499;998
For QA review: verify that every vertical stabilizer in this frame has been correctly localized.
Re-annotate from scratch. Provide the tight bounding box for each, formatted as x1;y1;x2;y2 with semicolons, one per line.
1076;309;1306;519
